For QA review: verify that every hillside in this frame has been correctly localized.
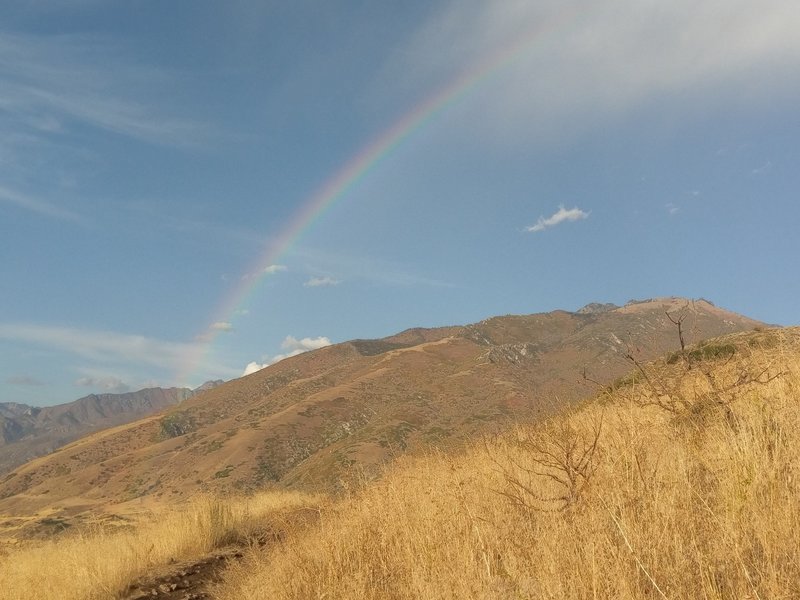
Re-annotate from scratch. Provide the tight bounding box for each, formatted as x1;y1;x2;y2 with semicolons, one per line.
214;325;799;600
0;321;794;600
0;383;223;476
0;298;762;527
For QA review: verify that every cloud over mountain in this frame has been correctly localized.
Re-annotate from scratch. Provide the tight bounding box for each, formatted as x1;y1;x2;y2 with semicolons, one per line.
74;376;130;394
242;335;332;376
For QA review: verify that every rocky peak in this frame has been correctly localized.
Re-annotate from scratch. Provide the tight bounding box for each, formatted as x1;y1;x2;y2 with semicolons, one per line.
577;302;619;314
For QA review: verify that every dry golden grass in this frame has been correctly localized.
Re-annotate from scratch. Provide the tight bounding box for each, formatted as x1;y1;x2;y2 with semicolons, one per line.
216;328;800;599
0;490;324;600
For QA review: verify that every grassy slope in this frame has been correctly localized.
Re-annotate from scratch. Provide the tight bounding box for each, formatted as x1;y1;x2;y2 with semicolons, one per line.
0;491;324;600
215;327;800;599
0;325;792;600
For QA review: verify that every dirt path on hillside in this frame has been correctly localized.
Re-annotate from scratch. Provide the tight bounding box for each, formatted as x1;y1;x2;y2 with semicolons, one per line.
121;545;245;600
121;507;318;599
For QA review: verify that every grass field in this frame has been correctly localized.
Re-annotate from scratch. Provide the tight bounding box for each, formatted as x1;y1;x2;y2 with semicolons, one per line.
0;490;324;600
215;328;800;599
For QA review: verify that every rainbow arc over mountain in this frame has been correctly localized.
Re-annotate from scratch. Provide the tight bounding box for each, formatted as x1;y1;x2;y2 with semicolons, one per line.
177;7;583;385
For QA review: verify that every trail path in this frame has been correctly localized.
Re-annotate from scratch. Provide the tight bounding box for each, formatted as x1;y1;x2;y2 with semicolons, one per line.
121;546;245;600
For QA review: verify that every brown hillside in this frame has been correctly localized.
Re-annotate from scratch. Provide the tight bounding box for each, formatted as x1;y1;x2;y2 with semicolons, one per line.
0;387;202;477
216;326;800;600
0;298;762;527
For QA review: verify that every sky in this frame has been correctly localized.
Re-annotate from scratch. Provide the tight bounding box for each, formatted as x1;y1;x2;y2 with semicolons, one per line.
1;0;799;406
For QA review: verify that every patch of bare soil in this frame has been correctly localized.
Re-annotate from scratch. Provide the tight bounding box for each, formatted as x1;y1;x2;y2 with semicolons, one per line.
121;546;245;600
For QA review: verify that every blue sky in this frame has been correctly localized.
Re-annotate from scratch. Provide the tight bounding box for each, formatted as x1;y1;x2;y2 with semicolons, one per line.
1;0;799;405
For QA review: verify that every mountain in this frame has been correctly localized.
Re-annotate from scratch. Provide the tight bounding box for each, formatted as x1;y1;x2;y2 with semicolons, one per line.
0;386;208;476
0;298;764;523
193;380;225;394
576;301;619;314
214;325;799;600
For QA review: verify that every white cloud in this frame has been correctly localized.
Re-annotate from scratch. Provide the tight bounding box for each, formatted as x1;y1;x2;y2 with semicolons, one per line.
210;321;234;332
263;264;288;275
266;336;334;365
282;335;332;352
241;264;289;281
74;376;130;394
751;161;773;175
385;1;800;143
241;335;332;376
304;276;341;287
242;361;268;376
526;205;589;233
666;203;680;215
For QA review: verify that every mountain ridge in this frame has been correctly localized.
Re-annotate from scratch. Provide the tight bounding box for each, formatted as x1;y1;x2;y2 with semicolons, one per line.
0;298;764;527
0;382;224;475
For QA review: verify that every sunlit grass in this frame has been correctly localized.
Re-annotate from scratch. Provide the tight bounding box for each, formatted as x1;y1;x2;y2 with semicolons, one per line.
216;329;800;599
0;490;324;600
3;329;798;600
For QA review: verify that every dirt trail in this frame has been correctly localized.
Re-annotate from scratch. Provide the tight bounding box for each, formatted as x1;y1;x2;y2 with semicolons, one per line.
121;507;317;599
121;546;244;600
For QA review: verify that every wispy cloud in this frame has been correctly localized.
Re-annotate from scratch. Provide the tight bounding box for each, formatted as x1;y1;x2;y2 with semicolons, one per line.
304;276;341;287
526;205;589;233
0;185;83;222
0;322;237;377
195;321;235;342
751;160;773;175
74;375;130;394
73;366;168;394
6;375;45;386
665;203;680;215
0;32;209;148
263;264;288;275
242;335;332;376
241;263;290;282
288;246;453;289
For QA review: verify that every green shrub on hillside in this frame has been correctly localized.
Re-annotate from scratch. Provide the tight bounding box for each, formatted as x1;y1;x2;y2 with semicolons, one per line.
158;411;196;439
667;342;736;364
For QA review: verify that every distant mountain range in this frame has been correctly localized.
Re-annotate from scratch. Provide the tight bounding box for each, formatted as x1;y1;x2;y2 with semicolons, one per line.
0;382;224;475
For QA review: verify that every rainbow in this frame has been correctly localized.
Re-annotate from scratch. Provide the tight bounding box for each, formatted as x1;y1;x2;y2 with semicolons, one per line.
177;6;583;385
